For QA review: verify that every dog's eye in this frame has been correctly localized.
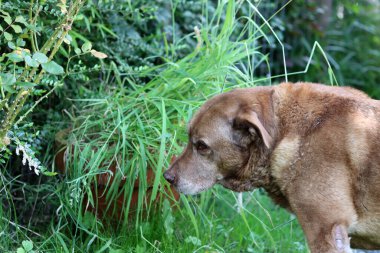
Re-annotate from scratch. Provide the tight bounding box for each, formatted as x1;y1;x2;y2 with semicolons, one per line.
195;141;210;153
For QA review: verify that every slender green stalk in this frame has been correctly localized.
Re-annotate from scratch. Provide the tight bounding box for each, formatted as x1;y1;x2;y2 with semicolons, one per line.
28;0;37;53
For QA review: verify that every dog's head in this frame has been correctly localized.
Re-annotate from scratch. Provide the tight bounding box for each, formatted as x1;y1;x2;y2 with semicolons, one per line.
164;87;276;195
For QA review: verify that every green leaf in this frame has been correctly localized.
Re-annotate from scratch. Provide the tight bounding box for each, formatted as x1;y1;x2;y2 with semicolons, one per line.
7;52;23;62
22;240;33;251
32;52;48;63
74;48;81;55
25;55;39;67
2;85;16;93
16;38;26;47
21;50;31;58
63;34;72;44
17;248;26;253
3;16;12;25
43;171;58;176
42;61;64;75
81;41;92;52
4;31;12;41
16;81;37;88
11;24;22;33
33;89;46;96
0;73;16;86
0;73;16;93
0;25;3;32
185;236;201;246
15;16;28;25
7;41;16;49
219;0;235;39
0;10;10;16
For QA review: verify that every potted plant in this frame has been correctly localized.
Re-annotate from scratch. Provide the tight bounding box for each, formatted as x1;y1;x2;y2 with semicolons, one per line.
55;125;179;221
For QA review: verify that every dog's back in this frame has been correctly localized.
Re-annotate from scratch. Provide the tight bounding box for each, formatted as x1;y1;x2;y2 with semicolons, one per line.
274;82;380;249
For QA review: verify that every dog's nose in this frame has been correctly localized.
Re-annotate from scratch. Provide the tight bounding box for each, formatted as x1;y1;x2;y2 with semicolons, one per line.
163;169;176;185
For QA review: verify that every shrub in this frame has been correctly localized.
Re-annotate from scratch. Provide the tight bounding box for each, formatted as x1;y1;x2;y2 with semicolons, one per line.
0;0;84;166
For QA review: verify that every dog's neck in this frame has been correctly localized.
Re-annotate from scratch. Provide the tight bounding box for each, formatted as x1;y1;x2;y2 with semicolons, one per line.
219;139;290;209
220;142;271;186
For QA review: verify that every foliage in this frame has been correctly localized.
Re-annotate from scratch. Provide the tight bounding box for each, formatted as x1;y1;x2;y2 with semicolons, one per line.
266;0;380;96
17;240;34;253
0;0;112;179
327;0;380;96
0;0;84;171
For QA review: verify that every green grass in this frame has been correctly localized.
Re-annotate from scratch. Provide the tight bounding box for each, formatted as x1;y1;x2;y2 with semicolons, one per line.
93;189;307;253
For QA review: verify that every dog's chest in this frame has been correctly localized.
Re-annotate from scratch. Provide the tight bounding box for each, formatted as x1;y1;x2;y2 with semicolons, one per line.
270;135;301;188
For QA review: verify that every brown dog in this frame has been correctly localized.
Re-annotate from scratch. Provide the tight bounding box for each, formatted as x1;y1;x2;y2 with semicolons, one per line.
163;82;380;253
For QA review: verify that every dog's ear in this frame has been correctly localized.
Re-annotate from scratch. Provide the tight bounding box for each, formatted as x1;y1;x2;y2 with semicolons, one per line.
233;110;273;149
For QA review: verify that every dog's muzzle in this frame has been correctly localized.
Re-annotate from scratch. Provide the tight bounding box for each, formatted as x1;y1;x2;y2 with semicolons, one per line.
163;168;177;185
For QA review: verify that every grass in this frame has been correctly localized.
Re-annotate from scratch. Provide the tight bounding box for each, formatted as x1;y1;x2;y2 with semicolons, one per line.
0;0;346;252
101;188;307;253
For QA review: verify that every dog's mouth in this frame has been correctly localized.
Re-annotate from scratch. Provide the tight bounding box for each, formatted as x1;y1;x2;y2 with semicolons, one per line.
175;185;209;195
175;177;218;195
176;185;208;195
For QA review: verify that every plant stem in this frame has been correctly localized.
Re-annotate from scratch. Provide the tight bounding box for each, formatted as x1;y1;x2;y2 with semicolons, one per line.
0;0;84;149
29;0;37;53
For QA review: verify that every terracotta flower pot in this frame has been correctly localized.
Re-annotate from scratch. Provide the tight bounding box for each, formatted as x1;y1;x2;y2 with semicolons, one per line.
54;129;179;220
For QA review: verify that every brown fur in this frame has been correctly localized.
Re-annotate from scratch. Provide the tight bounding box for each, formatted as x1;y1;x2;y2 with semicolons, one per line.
163;82;380;252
